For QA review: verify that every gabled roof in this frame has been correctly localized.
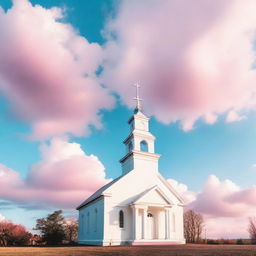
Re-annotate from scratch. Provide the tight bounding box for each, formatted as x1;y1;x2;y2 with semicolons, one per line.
76;176;121;210
131;185;173;206
157;173;185;205
76;171;185;210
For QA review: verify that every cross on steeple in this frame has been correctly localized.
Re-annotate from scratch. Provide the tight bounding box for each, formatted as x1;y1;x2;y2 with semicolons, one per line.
133;83;142;112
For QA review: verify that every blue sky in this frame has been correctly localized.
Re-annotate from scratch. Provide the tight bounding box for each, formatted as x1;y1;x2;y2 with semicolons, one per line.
0;0;256;237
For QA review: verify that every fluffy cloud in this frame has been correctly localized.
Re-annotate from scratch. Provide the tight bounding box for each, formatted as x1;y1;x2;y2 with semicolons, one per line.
0;0;114;139
189;175;256;218
226;110;246;123
167;178;196;204
204;216;250;239
0;138;110;208
169;175;256;238
102;0;256;130
187;175;256;238
0;214;5;222
2;0;255;139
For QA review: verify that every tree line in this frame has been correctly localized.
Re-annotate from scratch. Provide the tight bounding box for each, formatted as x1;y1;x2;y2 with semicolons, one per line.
0;210;78;246
184;210;256;245
1;209;256;246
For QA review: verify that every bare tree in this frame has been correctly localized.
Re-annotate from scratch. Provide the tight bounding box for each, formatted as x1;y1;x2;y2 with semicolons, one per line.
184;210;204;243
248;217;256;244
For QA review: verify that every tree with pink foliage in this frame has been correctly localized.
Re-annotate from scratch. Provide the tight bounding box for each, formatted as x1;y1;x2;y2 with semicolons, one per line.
0;221;31;246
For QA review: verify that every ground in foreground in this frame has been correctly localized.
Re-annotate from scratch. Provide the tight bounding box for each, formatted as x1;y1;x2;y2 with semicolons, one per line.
0;244;256;256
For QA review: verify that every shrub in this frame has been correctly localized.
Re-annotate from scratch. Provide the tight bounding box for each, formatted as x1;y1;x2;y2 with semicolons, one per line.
236;239;244;245
207;239;219;245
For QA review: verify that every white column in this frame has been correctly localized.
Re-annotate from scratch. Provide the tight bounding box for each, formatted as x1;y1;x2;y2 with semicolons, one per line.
165;208;170;240
132;206;139;240
142;207;147;239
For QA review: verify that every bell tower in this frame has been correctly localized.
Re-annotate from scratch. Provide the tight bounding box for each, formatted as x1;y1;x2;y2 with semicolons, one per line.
120;84;161;175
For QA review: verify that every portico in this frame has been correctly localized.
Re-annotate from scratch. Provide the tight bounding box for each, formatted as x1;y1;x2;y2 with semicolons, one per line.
132;205;173;242
130;185;177;245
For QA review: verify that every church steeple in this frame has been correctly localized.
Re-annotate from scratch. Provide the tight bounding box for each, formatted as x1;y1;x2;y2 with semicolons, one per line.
120;84;161;175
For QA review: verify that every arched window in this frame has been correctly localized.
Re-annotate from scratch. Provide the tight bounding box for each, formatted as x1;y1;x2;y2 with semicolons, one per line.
119;210;124;228
81;214;84;235
94;208;98;232
147;212;153;218
140;140;148;152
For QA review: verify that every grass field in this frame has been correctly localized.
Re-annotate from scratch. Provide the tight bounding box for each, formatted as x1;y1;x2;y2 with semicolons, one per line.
0;244;256;256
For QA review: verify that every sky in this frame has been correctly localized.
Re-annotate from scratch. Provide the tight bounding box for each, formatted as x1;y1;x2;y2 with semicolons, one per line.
0;0;256;239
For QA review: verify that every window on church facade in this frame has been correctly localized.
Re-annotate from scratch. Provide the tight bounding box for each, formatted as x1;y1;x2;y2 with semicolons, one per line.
147;212;153;218
81;214;84;235
94;208;98;232
87;212;90;233
140;140;148;152
119;210;124;228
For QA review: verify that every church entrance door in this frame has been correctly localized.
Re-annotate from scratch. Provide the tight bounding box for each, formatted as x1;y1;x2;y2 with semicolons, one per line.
147;212;154;239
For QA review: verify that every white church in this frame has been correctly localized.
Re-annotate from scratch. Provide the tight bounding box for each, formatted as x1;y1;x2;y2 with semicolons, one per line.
77;85;185;246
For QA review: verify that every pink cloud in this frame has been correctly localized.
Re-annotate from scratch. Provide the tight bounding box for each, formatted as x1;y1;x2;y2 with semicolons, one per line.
189;175;256;219
169;175;256;238
204;216;250;239
102;0;256;130
0;214;5;222
0;0;114;139
190;175;256;238
226;110;246;123
0;138;111;208
1;149;255;238
227;186;256;205
167;178;196;203
189;175;244;217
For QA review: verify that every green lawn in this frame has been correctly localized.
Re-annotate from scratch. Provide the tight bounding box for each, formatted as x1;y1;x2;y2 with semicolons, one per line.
0;244;256;256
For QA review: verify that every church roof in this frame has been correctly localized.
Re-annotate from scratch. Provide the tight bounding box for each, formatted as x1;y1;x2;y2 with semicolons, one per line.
76;171;184;210
158;173;184;204
76;176;122;210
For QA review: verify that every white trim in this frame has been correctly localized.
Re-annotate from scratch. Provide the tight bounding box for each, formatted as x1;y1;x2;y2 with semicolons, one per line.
131;185;174;206
158;174;185;204
78;239;186;246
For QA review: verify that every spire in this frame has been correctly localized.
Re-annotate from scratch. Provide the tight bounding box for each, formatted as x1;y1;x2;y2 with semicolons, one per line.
120;83;160;175
133;83;143;113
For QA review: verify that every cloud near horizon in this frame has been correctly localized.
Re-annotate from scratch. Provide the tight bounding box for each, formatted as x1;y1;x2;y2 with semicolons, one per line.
102;0;256;130
171;175;256;238
0;150;255;238
0;137;111;208
0;0;114;139
0;214;5;222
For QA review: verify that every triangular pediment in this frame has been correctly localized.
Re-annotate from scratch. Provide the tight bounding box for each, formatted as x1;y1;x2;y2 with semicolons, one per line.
157;174;184;204
132;186;172;206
